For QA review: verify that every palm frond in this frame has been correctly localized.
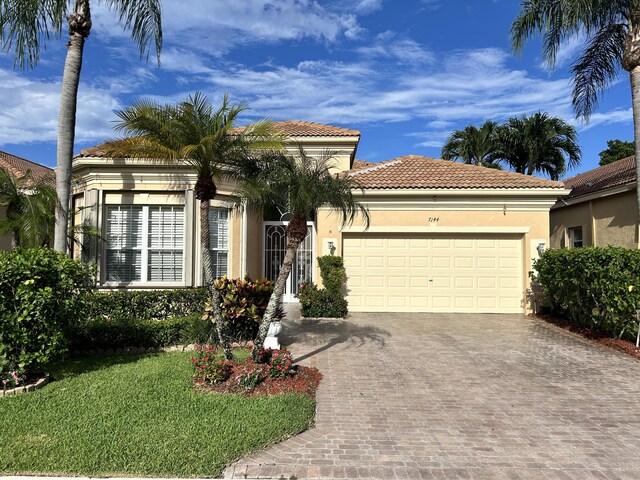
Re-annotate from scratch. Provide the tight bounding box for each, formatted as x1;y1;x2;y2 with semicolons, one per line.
105;0;162;63
572;22;626;119
0;0;67;68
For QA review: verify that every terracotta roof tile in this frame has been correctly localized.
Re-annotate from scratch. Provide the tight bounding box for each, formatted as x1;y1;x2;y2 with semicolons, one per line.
76;121;361;158
0;150;54;183
351;159;376;170
269;120;360;137
562;156;636;199
348;155;565;189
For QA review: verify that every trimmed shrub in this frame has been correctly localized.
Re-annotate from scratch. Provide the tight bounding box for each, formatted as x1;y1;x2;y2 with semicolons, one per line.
85;288;208;323
209;276;276;342
298;281;348;318
298;255;348;318
68;314;214;351
531;247;640;340
317;255;346;296
0;248;94;382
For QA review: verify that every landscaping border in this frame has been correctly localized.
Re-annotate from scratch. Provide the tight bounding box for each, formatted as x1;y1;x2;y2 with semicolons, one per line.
1;374;49;397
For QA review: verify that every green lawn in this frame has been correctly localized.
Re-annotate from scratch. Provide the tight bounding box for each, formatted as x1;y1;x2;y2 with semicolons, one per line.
0;351;315;477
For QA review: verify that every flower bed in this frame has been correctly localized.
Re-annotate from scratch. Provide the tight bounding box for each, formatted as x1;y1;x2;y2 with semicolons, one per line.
191;346;322;398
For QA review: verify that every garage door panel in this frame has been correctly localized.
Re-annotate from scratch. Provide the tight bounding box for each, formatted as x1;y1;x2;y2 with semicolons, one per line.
344;233;523;313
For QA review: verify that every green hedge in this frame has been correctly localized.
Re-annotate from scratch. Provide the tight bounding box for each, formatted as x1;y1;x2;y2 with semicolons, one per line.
0;248;94;382
68;314;214;351
531;247;640;339
298;255;348;318
85;288;208;323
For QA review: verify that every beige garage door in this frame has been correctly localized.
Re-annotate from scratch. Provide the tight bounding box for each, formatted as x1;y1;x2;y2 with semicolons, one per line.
343;234;523;313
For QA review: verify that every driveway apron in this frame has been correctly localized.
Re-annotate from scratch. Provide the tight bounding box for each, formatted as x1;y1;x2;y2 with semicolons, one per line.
225;309;640;479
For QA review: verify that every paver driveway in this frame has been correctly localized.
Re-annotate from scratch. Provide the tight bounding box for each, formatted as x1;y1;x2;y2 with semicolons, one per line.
226;310;640;479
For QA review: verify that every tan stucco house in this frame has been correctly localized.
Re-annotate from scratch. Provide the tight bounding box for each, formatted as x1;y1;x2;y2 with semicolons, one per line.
72;121;569;314
550;156;638;249
0;150;55;250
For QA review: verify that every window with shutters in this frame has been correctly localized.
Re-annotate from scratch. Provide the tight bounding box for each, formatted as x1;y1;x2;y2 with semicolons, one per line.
209;208;229;278
105;205;184;283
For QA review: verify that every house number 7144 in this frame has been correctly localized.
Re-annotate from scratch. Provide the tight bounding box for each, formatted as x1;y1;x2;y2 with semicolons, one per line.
428;217;439;222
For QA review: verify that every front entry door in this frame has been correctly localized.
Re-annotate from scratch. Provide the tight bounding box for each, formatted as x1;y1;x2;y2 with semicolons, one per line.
264;222;313;302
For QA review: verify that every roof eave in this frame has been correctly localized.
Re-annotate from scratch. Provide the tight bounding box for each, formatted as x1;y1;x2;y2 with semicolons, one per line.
552;182;636;208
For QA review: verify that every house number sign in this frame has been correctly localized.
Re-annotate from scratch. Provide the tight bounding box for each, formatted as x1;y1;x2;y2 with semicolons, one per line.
428;217;440;223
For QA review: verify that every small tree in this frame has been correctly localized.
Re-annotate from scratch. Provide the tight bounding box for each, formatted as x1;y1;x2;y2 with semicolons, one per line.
232;148;369;360
599;139;635;166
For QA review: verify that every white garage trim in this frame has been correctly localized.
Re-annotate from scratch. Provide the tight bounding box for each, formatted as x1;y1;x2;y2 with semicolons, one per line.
343;233;524;314
340;226;531;234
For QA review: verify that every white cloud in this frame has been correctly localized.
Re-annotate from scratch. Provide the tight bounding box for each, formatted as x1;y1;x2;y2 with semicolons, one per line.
91;0;364;55
0;68;120;146
357;34;435;64
576;108;633;130
354;0;383;14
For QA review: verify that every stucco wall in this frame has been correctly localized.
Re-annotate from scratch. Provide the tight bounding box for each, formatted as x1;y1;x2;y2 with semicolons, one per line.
593;190;638;248
549;202;591;249
550;189;638;249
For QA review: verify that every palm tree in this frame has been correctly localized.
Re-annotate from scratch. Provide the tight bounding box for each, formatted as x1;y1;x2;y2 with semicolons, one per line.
511;1;640;219
232;148;370;360
494;112;581;180
99;92;279;359
0;0;162;254
441;120;503;168
0;168;56;248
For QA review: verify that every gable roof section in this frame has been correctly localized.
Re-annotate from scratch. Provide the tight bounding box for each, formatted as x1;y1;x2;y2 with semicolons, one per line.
0;150;54;182
76;121;361;159
562;156;636;200
349;155;565;190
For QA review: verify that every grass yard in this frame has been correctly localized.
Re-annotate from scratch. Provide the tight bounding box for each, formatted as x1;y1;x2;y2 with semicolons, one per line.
0;351;316;477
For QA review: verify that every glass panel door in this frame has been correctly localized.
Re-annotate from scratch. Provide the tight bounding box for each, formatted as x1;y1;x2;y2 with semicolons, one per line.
264;222;313;302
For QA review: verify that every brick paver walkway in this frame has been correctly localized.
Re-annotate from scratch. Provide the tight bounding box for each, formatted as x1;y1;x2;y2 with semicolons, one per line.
225;310;640;479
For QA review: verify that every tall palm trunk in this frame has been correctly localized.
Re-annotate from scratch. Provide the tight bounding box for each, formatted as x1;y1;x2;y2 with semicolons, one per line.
253;214;307;361
200;199;232;360
54;0;91;253
623;12;640;248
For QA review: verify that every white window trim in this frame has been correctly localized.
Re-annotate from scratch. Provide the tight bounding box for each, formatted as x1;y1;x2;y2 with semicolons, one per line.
209;207;231;279
103;205;186;286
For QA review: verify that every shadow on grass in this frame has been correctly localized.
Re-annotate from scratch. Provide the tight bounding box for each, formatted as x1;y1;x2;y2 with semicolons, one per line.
48;352;167;381
283;317;391;363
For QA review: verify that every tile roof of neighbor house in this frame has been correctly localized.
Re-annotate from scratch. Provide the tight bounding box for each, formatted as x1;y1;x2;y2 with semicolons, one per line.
348;155;565;189
75;121;361;158
0;150;54;182
562;156;636;199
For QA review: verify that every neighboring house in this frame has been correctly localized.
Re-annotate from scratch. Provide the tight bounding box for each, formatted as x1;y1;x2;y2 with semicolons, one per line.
0;150;55;250
72;121;568;314
550;156;638;249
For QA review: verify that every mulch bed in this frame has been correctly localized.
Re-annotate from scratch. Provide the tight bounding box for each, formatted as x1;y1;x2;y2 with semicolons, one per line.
534;314;640;360
194;361;323;398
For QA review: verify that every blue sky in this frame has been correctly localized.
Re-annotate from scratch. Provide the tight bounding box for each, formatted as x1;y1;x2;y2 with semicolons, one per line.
0;0;634;179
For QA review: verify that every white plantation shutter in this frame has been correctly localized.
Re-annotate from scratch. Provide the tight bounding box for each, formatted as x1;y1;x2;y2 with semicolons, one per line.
148;206;184;281
209;208;229;278
105;205;184;283
105;206;143;282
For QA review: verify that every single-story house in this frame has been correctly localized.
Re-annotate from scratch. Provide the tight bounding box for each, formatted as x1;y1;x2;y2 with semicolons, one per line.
0;150;55;250
72;121;569;314
550;156;638;249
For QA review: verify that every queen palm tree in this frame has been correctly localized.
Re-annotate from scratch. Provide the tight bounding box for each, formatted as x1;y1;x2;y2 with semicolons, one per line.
99;92;279;359
511;1;640;216
441;120;503;168
495;112;581;180
0;0;162;254
0;168;56;248
232;148;370;360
